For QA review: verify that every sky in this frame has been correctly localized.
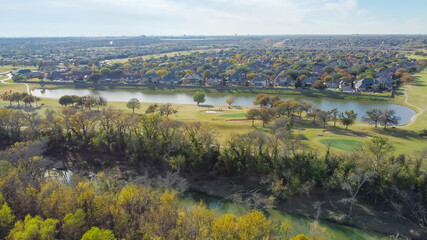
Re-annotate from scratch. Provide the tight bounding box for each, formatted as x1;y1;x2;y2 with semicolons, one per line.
1;0;426;37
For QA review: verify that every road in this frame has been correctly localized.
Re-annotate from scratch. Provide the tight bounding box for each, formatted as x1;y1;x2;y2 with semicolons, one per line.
0;72;30;94
404;84;425;127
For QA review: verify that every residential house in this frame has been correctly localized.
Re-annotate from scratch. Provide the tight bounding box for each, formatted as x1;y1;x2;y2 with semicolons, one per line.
301;77;318;88
250;75;270;87
227;73;246;86
159;74;180;85
182;73;202;86
142;73;161;84
325;79;341;89
205;75;223;86
274;75;293;87
354;78;378;92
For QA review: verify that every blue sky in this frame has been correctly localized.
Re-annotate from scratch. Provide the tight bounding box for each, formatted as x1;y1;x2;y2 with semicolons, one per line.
1;0;426;37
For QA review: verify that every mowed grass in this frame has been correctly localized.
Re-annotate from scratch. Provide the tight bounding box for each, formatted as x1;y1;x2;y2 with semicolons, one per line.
0;65;38;73
319;138;364;152
218;112;247;118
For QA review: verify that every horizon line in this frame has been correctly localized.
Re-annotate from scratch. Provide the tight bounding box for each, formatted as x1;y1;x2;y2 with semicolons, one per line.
1;33;427;39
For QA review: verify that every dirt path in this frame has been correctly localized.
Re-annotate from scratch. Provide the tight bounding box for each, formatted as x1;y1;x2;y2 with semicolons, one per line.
404;85;425;127
0;73;31;94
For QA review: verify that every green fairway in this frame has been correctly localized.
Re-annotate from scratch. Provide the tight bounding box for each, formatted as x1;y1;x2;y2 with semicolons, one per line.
319;138;364;152
218;112;247;118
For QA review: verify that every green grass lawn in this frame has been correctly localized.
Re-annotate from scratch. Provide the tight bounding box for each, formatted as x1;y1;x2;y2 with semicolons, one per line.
0;65;38;73
218;112;247;118
319;138;364;152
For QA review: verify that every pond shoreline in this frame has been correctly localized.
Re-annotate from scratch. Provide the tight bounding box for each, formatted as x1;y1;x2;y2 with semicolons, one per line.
30;87;416;124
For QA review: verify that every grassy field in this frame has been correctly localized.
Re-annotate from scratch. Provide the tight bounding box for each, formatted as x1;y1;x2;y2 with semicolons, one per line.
106;48;226;64
0;65;38;73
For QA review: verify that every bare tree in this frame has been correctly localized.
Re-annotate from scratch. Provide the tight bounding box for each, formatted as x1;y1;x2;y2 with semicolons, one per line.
338;167;374;218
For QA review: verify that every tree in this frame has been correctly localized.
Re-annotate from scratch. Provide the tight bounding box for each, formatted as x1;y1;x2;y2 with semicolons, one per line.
0;193;15;238
400;73;414;84
84;96;97;111
225;95;235;107
364;137;394;171
246;72;256;80
328;108;339;127
253;94;270;108
11;92;22;107
127;98;140;114
246;109;259;127
145;104;158;114
258;108;276;127
323;66;333;74
312;80;325;89
202;69;212;79
379;108;400;129
23;95;35;107
307;108;322;124
159;103;178;117
62;209;86;240
81;227;116;240
156;69;169;79
338;168;373;218
7;215;59;240
100;67;111;76
59;95;75;107
363;108;382;128
95;97;107;111
1;91;13;106
339;110;357;130
193;92;206;105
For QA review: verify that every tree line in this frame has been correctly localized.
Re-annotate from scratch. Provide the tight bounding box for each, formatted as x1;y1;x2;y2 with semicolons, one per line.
246;94;400;130
1;91;40;108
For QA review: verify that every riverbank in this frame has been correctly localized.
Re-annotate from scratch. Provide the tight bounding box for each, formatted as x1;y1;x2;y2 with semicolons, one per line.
45;150;425;240
188;176;426;240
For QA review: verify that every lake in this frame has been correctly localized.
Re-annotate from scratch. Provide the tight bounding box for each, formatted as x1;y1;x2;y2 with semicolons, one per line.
31;88;416;125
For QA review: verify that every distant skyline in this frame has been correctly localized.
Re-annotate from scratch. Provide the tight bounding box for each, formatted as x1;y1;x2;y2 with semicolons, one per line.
1;0;427;37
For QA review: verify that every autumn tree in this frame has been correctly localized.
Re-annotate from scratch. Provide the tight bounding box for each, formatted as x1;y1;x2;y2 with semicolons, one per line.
127;98;140;114
7;215;59;240
81;227;116;240
258;108;276;127
0;193;15;238
312;80;325;89
253;94;270;108
156;69;169;79
225;95;235;107
246;72;256;80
